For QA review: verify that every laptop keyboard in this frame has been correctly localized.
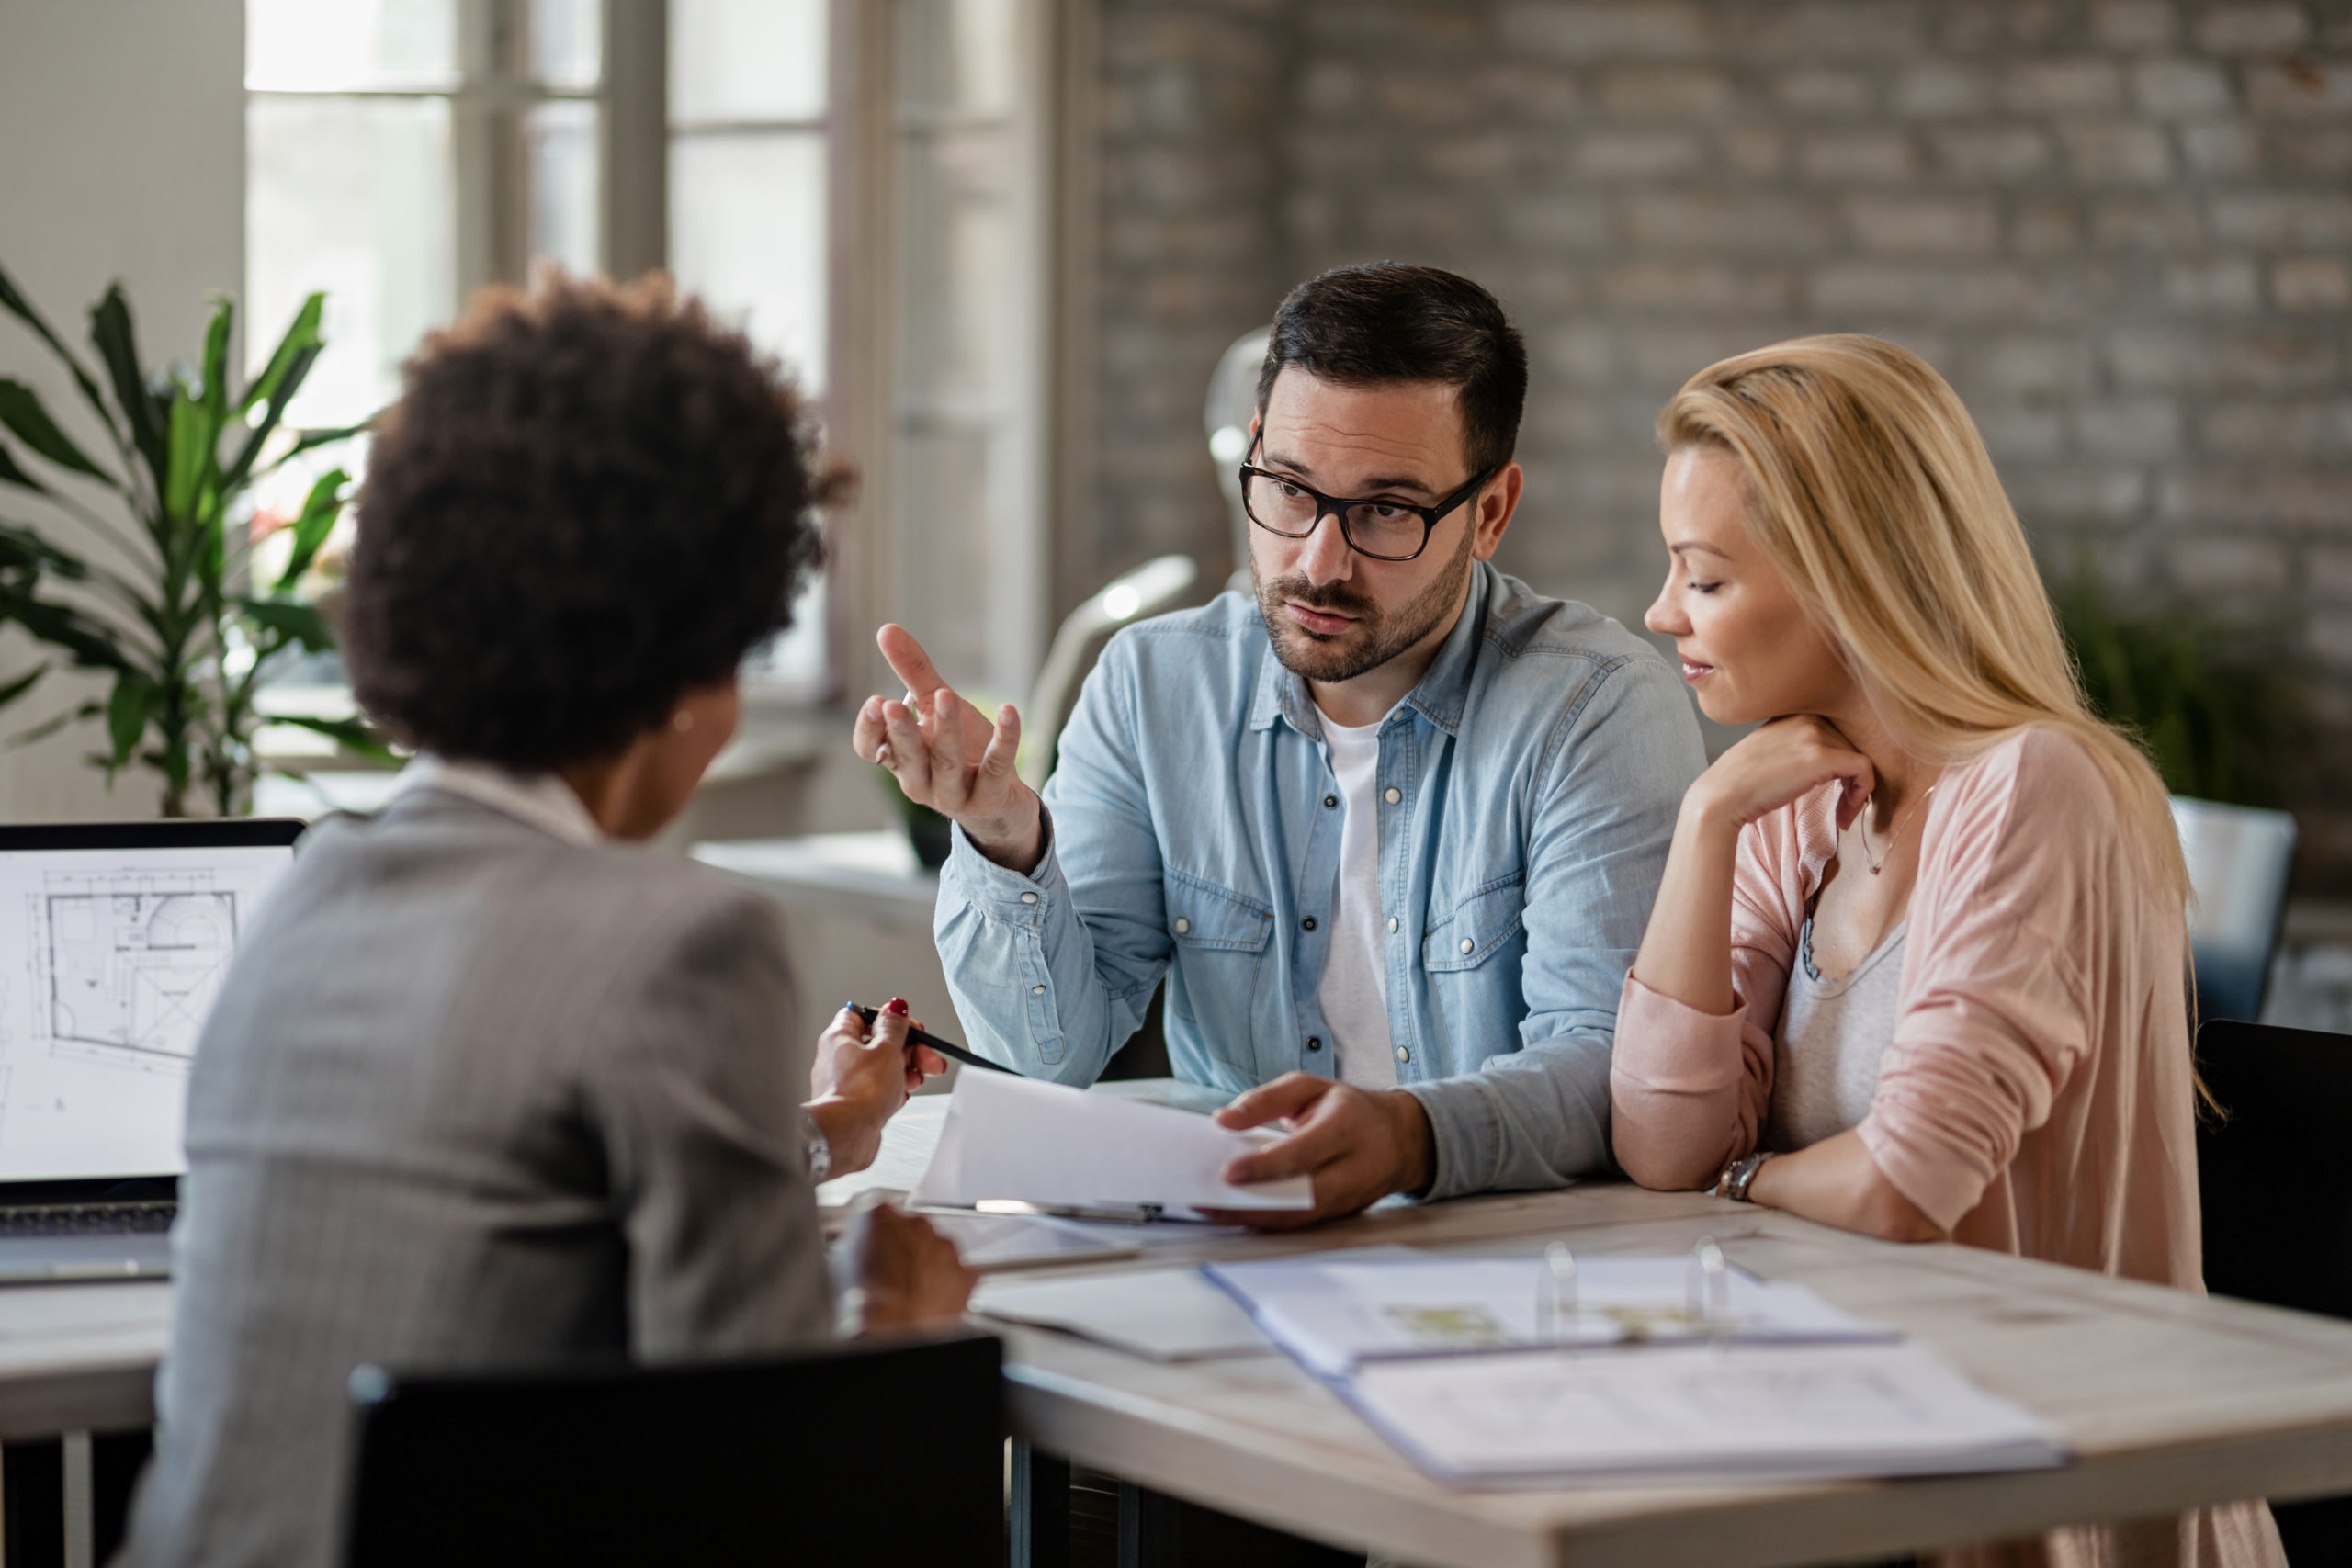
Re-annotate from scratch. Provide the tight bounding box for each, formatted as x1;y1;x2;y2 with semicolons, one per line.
0;1201;176;1237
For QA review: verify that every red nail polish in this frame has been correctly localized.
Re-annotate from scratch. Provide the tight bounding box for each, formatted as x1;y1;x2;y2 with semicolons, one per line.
885;998;910;1017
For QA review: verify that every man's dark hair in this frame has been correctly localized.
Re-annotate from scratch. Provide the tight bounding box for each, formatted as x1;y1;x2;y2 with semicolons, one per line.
1255;263;1528;479
345;274;838;770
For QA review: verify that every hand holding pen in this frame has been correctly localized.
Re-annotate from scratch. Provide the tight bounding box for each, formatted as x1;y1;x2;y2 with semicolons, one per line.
805;999;949;1179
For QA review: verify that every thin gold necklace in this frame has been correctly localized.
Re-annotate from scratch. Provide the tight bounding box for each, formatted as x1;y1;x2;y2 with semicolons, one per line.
1858;784;1938;875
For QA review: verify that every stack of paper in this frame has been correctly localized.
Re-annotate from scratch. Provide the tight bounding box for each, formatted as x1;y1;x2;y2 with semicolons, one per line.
1344;1341;2067;1486
1204;1251;1895;1377
910;1070;1313;1219
1206;1247;2065;1487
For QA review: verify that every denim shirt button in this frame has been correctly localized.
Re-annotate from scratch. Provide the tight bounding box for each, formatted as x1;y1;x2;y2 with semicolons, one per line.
1395;1045;1410;1064
1173;917;1190;934
1306;1036;1322;1052
1323;795;1338;809
1386;916;1399;933
1458;937;1475;954
1383;786;1402;804
1301;916;1317;932
1030;984;1046;995
1020;892;1039;905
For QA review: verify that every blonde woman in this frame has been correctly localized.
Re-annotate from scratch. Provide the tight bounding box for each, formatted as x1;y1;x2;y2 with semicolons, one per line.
1612;334;2283;1568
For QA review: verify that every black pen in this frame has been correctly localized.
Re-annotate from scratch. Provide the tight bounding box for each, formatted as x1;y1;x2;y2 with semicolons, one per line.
845;1003;1022;1077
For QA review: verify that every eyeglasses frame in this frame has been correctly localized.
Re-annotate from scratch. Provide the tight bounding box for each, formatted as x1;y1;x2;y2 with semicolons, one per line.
1237;434;1502;563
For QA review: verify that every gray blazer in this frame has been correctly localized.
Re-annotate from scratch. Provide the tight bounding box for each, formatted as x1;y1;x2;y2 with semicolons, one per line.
120;790;831;1568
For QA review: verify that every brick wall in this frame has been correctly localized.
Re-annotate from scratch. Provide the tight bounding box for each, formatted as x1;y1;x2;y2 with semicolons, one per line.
1091;0;2352;891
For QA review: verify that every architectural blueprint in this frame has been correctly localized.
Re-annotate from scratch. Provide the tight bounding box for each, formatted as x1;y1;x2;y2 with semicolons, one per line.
38;874;240;1063
0;845;290;1179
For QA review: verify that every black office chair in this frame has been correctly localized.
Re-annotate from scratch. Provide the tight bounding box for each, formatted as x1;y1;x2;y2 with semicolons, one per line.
2197;1020;2352;1565
341;1330;1002;1568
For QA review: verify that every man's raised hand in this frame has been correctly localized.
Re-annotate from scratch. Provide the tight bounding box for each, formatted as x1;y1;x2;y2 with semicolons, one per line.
854;624;1044;868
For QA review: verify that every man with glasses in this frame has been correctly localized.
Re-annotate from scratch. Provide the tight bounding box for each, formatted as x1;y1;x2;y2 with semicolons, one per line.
856;263;1703;1224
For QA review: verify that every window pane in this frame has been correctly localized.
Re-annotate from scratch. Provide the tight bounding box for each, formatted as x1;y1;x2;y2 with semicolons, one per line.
533;0;603;88
741;570;830;702
671;0;827;122
246;0;458;91
670;132;828;392
896;0;1016;117
248;96;456;427
529;101;601;278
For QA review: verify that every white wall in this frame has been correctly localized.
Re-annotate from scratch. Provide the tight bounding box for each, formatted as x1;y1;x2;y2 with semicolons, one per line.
0;0;244;819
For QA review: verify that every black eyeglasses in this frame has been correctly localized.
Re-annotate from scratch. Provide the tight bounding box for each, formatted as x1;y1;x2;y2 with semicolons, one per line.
1238;435;1498;563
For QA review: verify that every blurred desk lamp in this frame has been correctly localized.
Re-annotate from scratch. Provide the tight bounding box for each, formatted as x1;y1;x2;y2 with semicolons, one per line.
1020;553;1197;790
1206;329;1272;593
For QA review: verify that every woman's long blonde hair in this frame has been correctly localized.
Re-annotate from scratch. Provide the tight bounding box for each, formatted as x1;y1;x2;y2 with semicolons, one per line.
1658;333;2189;905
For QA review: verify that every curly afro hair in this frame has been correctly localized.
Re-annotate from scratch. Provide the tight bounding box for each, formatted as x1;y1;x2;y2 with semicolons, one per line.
344;273;839;770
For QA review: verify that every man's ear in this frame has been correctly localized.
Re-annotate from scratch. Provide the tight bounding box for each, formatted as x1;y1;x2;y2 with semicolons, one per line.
1470;462;1525;563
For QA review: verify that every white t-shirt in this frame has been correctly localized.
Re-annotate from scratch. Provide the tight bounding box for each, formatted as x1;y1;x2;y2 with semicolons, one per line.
1315;710;1398;1089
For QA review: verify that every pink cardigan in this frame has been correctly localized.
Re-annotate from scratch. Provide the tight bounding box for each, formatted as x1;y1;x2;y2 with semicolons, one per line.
1612;728;2204;1283
1611;729;2283;1568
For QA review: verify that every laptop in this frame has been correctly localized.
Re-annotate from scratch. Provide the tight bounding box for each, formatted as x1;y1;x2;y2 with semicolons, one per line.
0;818;304;1282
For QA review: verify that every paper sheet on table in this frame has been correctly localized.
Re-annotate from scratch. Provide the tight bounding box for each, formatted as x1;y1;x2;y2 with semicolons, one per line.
1204;1250;1897;1377
1342;1340;2067;1487
910;1070;1313;1216
912;1208;1142;1271
973;1266;1276;1361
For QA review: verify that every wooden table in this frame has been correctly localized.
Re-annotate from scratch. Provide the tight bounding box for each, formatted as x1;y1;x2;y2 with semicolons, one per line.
18;1094;2352;1568
822;1094;2352;1568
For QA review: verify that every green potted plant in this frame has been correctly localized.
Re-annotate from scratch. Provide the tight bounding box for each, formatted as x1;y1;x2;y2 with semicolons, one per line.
0;261;384;817
2049;565;2296;807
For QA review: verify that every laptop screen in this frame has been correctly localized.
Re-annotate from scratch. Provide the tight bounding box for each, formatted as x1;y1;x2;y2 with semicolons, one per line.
0;822;302;1182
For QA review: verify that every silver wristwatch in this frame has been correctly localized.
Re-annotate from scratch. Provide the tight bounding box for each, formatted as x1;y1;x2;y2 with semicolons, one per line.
1713;1150;1773;1202
806;1126;832;1186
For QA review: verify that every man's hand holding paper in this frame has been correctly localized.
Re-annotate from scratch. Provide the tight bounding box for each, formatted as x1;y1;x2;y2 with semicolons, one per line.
1204;1073;1434;1229
911;1070;1312;1218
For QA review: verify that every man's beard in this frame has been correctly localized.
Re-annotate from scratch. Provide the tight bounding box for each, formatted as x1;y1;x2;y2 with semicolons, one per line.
1251;523;1476;685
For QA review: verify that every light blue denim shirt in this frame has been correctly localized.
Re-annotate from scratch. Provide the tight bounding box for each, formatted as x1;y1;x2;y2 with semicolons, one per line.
935;562;1705;1200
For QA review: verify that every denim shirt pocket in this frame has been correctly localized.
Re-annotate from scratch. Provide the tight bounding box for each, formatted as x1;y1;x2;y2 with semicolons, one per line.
1163;869;1276;1066
1422;869;1528;972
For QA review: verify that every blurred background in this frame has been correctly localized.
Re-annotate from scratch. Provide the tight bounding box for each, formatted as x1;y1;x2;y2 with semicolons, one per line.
1;0;2346;1043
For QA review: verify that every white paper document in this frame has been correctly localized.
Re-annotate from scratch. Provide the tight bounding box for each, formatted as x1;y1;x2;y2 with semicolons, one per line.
1343;1340;2068;1486
910;1070;1313;1217
912;1208;1142;1271
973;1266;1276;1361
1204;1250;1897;1377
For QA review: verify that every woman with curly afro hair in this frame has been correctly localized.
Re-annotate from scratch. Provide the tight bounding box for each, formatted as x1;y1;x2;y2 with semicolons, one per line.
120;276;973;1568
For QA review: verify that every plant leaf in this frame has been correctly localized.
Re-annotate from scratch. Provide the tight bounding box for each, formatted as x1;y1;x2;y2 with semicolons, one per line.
0;379;117;487
5;697;99;750
222;293;326;489
104;672;154;768
249;412;377;485
270;712;398;764
164;389;206;521
272;468;348;592
0;518;91;581
237;293;322;418
224;344;321;490
0;258;124;448
87;286;168;492
198;297;232;429
0;587;135;671
0;662;48;710
235;594;334;652
0;438;51;497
